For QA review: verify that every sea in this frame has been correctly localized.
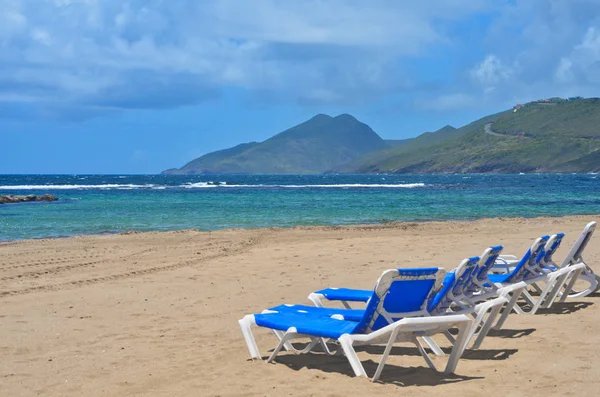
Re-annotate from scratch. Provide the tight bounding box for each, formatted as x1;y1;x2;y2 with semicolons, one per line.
0;174;598;241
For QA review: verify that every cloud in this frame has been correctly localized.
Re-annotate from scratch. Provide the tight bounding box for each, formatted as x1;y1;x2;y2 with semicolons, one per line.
470;55;514;87
0;0;489;120
2;0;600;121
555;57;574;83
429;0;600;112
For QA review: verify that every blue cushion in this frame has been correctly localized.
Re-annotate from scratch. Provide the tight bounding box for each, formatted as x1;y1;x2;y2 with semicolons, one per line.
268;304;365;322
315;288;373;302
254;312;360;339
488;273;511;283
427;271;456;314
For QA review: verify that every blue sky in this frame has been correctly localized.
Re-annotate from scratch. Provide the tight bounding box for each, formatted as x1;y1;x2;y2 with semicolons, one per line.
2;0;600;173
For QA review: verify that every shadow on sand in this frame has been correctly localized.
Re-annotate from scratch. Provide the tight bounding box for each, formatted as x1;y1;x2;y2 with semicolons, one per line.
271;352;483;386
486;328;536;339
528;301;593;315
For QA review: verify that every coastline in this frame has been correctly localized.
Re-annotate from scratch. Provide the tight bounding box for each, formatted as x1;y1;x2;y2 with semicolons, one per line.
2;212;600;244
1;214;599;396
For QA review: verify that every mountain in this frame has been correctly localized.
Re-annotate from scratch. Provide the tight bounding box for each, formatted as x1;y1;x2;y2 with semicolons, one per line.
163;114;390;174
334;114;505;173
337;98;600;173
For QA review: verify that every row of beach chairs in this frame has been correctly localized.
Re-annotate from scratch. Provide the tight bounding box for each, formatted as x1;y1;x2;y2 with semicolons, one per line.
239;221;597;382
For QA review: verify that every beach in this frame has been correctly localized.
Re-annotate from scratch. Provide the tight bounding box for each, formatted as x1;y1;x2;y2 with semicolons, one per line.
1;214;599;396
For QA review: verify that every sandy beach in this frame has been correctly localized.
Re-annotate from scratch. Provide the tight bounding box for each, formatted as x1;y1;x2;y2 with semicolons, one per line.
1;215;599;396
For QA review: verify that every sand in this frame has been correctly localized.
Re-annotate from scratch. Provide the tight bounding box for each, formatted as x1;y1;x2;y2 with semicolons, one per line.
1;215;600;396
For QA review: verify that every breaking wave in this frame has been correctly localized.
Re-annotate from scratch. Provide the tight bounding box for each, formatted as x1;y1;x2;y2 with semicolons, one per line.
0;182;426;190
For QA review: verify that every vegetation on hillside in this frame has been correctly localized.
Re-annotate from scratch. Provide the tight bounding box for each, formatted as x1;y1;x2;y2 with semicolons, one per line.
164;114;389;174
165;97;600;175
339;98;600;173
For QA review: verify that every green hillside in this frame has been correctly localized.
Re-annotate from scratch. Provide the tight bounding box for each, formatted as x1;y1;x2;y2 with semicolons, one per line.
339;98;600;173
164;114;389;174
170;142;260;174
336;112;507;173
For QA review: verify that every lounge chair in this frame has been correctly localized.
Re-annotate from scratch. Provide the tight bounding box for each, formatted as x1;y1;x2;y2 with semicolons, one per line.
493;222;597;298
239;267;473;381
556;221;598;298
278;257;507;353
486;235;585;317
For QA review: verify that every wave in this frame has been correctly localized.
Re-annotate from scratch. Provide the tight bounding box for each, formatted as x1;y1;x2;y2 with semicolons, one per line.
0;184;159;190
0;182;427;190
181;182;222;188
230;183;427;188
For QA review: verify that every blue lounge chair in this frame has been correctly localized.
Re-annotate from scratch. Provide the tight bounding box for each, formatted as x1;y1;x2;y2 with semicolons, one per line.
552;222;597;298
489;234;587;318
272;257;507;353
493;222;597;298
239;267;473;381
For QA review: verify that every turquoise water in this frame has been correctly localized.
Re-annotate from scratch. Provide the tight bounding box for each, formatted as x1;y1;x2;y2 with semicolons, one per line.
0;174;598;241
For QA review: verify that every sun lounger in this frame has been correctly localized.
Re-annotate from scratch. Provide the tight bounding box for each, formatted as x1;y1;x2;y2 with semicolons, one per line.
283;257;507;353
493;222;597;298
485;235;585;317
239;267;473;381
557;221;598;298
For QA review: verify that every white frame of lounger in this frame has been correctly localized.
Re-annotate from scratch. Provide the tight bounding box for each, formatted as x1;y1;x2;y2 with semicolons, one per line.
559;221;598;298
239;313;472;382
309;255;511;356
489;231;591;314
494;222;597;298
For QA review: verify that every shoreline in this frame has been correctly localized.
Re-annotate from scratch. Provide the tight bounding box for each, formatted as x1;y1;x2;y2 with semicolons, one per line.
2;212;599;245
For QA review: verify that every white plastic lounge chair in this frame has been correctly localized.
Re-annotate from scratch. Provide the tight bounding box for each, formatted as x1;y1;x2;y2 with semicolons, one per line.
239;267;473;382
485;235;584;319
282;257;507;353
556;221;598;298
493;222;598;298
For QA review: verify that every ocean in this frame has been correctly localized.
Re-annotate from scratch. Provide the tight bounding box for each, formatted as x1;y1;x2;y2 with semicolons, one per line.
0;174;598;241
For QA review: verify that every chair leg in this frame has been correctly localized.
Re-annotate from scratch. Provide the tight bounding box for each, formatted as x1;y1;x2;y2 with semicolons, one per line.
421;336;445;356
415;337;438;372
267;331;296;363
372;328;401;382
272;329;296;352
471;298;506;349
561;268;585;302
536;272;569;310
448;320;471;373
494;283;526;329
519;289;537;314
338;335;368;378
543;272;569;308
239;315;261;359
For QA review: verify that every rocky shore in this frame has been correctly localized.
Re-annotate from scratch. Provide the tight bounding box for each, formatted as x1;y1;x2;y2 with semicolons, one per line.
0;194;58;204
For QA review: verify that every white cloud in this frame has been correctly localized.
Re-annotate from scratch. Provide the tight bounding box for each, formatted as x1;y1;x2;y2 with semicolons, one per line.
0;0;489;119
2;0;600;120
30;28;52;45
577;26;600;57
470;55;513;87
555;57;574;83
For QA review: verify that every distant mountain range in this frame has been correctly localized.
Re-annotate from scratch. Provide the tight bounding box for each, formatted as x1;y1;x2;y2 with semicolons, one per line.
163;97;600;174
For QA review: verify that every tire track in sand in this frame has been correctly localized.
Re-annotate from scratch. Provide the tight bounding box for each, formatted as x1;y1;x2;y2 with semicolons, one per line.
0;233;266;298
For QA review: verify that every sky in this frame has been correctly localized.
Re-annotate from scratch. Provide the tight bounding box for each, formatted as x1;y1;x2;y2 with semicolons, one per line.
2;0;600;174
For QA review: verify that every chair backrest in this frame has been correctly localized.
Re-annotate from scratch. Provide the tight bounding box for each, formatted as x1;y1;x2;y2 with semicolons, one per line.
560;221;596;267
505;235;549;283
355;267;446;333
540;233;565;268
466;245;504;293
426;257;479;316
